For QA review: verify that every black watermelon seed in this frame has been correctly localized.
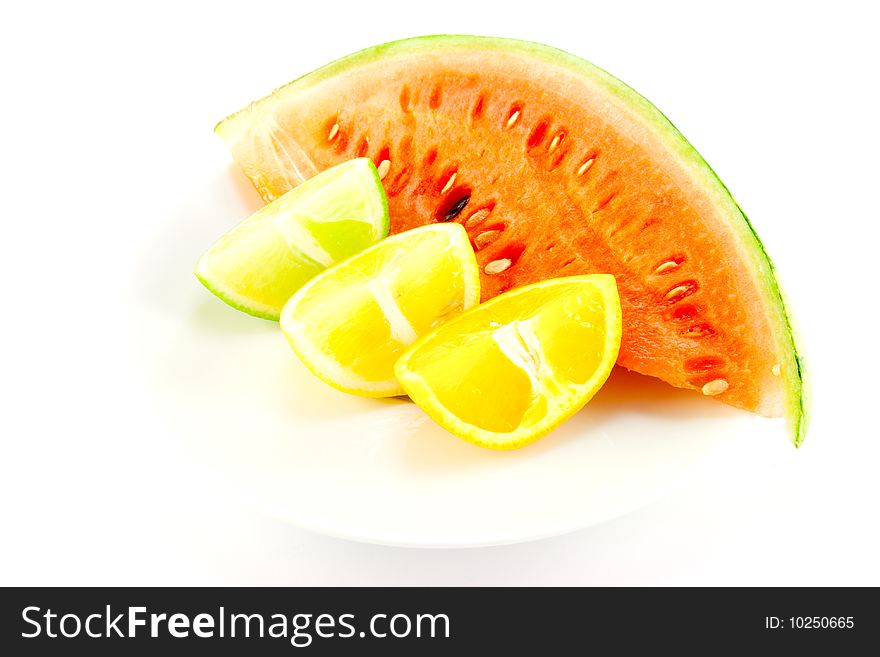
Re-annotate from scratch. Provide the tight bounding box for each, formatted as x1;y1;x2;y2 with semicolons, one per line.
442;195;470;221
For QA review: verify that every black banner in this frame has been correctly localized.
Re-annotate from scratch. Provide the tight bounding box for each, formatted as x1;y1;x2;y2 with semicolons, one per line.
1;587;872;653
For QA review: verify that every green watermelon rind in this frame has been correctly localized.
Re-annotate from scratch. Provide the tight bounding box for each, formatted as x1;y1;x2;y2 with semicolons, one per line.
217;35;809;445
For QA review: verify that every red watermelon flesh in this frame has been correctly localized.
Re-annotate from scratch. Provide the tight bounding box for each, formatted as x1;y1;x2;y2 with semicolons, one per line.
214;36;808;444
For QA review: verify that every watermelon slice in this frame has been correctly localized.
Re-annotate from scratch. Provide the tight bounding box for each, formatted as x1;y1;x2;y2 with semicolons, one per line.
215;36;808;444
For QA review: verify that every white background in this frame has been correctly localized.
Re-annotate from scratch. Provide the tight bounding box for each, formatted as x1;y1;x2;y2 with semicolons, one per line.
2;0;879;585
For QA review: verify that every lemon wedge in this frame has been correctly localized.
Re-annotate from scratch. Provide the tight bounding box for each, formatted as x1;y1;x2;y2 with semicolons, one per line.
395;275;622;449
280;224;480;397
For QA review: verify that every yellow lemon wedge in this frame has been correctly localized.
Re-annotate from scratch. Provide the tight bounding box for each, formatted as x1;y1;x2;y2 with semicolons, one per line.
280;224;480;397
394;275;622;449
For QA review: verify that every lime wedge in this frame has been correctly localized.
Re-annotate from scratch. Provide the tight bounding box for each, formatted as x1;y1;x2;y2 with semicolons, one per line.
195;158;389;320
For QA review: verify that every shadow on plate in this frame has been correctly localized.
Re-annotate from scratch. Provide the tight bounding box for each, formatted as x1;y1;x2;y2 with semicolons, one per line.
398;367;746;473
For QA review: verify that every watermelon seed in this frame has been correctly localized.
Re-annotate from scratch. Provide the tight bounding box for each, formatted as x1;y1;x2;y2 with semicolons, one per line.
442;195;470;221
474;229;503;249
506;110;521;129
664;280;698;304
485;258;512;275
665;285;689;301
701;379;729;396
464;207;492;229
577;158;595;176
441;172;458;195
772;364;781;376
654;260;680;275
327;123;339;141
376;159;391;180
548;133;564;153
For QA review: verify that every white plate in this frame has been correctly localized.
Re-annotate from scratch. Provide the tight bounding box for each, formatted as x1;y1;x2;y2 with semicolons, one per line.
133;161;779;548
